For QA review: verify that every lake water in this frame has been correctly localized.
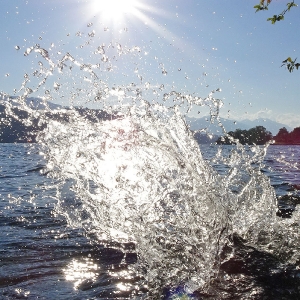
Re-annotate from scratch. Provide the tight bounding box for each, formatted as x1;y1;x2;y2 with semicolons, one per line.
0;143;299;299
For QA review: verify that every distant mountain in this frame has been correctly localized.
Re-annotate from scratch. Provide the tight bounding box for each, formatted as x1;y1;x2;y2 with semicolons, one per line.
0;97;114;143
186;116;243;135
186;116;291;136
239;118;292;136
0;95;63;111
0;95;293;142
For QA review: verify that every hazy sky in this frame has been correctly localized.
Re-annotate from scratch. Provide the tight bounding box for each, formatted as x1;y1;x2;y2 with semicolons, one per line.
1;0;300;127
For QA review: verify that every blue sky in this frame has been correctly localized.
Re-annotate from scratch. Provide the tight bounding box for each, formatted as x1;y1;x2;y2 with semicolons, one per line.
1;0;300;128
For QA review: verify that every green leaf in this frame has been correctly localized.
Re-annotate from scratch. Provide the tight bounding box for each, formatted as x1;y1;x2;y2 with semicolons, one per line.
287;2;298;10
282;57;298;72
254;4;266;12
267;15;277;23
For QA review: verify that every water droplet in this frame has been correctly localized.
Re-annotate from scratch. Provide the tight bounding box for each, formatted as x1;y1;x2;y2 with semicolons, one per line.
178;68;181;71
131;46;141;52
88;30;95;37
39;36;42;40
97;46;105;54
101;55;108;62
25;88;33;94
162;93;168;101
87;22;93;27
104;27;109;31
35;48;49;59
15;45;20;50
5;73;10;77
162;69;168;75
54;82;61;91
24;47;33;56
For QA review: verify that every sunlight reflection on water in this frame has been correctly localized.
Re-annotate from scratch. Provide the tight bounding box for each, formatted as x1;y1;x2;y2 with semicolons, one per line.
63;257;99;289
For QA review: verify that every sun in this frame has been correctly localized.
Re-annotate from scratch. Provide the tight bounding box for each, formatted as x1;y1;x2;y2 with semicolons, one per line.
92;0;140;21
89;0;183;51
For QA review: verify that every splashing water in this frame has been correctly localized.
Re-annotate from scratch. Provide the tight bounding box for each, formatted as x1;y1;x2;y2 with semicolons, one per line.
2;33;300;298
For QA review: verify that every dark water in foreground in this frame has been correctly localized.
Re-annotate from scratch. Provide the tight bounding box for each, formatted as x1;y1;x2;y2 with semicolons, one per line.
0;143;299;299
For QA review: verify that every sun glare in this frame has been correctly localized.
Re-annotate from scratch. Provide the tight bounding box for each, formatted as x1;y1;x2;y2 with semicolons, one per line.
93;0;139;21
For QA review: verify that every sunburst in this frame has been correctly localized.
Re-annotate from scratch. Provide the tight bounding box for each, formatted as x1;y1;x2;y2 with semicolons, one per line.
91;0;141;22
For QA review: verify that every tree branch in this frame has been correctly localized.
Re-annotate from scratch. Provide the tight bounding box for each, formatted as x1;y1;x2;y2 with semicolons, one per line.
254;0;297;23
254;1;299;71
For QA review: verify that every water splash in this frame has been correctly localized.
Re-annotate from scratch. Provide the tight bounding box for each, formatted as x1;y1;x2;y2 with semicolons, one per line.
2;32;299;298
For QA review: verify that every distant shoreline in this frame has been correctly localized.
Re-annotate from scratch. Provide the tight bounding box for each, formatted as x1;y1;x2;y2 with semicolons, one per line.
271;142;300;146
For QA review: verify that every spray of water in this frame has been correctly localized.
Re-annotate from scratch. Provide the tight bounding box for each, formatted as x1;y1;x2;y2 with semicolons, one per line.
2;31;299;298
